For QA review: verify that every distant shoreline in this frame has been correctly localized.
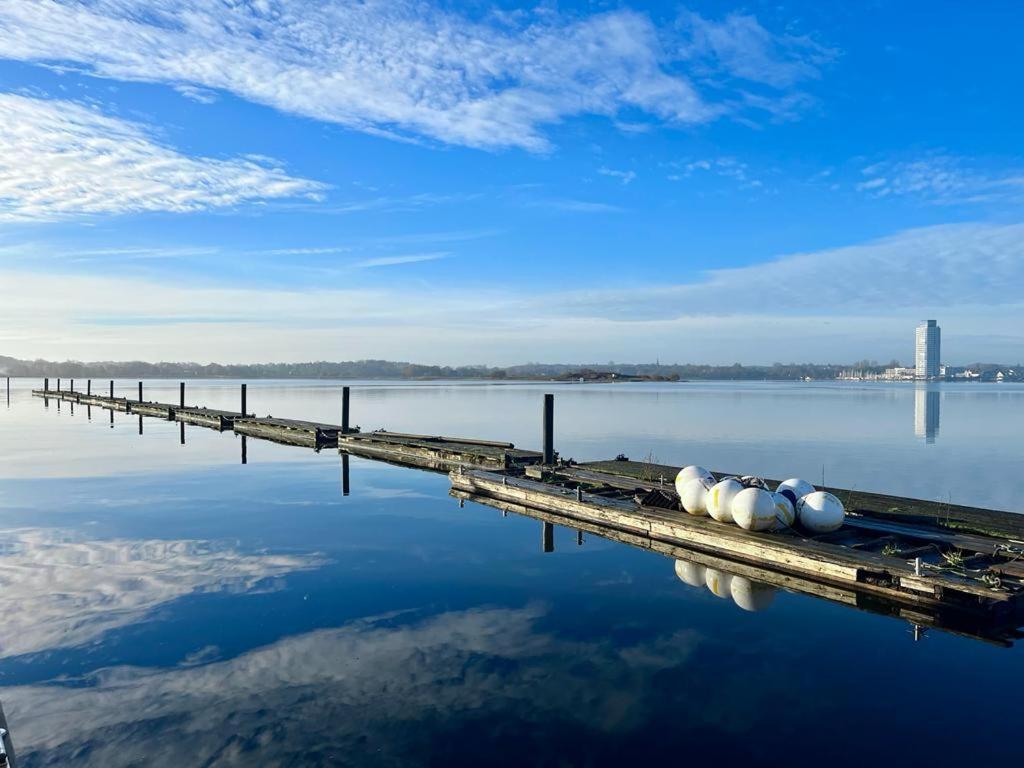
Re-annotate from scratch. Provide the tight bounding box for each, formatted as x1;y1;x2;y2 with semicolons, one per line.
2;355;1019;383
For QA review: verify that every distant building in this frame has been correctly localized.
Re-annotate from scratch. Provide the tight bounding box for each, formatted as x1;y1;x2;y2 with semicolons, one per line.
885;366;916;381
915;320;941;380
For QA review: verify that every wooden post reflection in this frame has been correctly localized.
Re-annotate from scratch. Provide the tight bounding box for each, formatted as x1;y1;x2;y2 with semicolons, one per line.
241;436;247;465
179;422;185;445
542;521;554;553
341;453;350;496
138;415;143;435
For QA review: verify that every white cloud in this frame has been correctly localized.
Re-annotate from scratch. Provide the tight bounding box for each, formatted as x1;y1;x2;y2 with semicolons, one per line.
530;198;626;213
0;1;830;151
0;93;324;220
353;252;450;269
667;156;762;188
598;167;637;185
677;11;836;88
856;155;1024;204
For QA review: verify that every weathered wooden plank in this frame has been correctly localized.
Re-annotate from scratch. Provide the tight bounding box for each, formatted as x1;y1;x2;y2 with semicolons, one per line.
175;407;240;431
355;430;515;449
234;417;341;449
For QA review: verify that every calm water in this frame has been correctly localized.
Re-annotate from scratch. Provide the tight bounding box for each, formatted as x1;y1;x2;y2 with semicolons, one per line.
1;378;1022;766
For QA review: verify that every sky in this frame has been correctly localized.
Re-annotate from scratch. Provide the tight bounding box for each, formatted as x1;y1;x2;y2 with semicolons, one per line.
0;0;1022;366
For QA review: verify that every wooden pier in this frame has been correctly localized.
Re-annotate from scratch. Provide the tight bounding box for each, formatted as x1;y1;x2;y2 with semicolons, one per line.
234;417;344;449
451;467;1021;618
338;430;543;472
30;381;1024;644
176;406;245;431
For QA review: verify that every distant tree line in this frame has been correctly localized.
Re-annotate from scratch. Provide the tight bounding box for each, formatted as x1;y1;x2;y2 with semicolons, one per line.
1;355;1018;381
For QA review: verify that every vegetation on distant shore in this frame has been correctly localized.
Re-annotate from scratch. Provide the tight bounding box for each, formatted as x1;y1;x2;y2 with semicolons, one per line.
0;355;1016;382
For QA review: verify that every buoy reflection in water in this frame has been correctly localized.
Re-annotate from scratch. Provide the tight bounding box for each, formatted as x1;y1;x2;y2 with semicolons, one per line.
674;558;778;612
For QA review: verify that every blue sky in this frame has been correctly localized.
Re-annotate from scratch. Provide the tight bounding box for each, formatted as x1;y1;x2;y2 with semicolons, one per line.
1;0;1022;365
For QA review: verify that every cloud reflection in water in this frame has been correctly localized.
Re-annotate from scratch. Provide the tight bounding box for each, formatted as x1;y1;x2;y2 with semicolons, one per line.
6;604;701;766
0;528;325;659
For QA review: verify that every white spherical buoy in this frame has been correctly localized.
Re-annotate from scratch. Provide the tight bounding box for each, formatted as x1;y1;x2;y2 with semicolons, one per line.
771;492;796;530
730;487;777;532
730;576;777;612
674;465;715;498
674;559;706;588
705;478;743;523
797;491;846;533
680;476;714;516
777;478;816;501
704;567;733;599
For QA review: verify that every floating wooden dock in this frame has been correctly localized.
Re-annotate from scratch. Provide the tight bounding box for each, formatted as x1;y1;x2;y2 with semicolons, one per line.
234;417;344;449
453;463;1024;625
338;430;543;472
176;406;245;431
30;381;1024;644
131;401;176;419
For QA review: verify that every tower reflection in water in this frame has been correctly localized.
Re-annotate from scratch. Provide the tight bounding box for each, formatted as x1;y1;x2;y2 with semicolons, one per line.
914;385;940;443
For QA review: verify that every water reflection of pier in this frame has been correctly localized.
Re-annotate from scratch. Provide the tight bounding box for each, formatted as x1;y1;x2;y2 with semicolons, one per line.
914;385;940;443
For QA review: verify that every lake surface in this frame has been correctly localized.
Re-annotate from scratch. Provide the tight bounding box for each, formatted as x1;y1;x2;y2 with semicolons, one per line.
1;378;1022;766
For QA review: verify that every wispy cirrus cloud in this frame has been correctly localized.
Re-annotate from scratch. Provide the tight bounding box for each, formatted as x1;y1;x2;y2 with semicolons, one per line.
0;1;832;151
353;252;451;269
676;11;836;89
856;155;1024;205
0;93;324;221
530;198;625;213
597;167;637;185
666;157;762;188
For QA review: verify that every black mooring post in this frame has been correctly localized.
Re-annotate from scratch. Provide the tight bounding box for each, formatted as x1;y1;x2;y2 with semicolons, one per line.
241;383;247;415
542;393;554;465
70;378;74;393
44;377;49;392
342;453;350;496
57;378;61;392
87;379;91;396
542;521;554;553
138;381;143;402
109;380;114;398
179;382;185;408
341;386;350;434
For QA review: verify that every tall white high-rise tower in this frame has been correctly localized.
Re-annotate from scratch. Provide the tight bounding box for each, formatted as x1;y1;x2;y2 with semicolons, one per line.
915;320;941;380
